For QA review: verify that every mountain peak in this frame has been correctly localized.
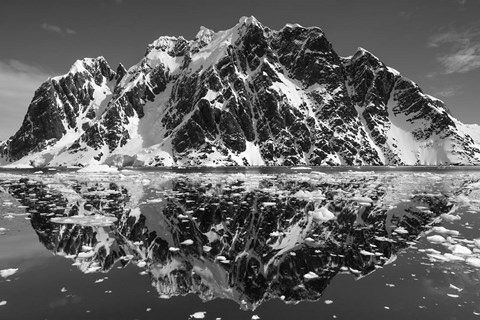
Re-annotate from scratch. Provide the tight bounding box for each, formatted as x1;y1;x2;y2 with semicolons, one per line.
238;15;261;26
1;17;479;168
194;26;215;45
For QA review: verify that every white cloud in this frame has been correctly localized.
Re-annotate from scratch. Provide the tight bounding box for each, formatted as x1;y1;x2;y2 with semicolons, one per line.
0;60;51;141
433;86;462;98
428;27;480;74
41;23;76;36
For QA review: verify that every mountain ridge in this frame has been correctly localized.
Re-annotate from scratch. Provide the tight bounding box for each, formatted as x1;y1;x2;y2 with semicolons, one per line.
1;16;479;167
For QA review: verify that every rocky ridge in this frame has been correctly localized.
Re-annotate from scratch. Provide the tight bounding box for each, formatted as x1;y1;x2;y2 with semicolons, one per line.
1;16;479;167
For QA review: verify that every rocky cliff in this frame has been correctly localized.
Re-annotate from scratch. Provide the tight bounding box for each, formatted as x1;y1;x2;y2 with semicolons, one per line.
1;16;479;167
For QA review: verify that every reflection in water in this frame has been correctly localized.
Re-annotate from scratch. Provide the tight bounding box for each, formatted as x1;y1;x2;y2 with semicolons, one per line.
0;174;454;310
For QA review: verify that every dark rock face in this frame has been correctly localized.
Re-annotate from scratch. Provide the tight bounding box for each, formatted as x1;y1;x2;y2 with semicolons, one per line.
0;57;116;162
1;17;479;166
0;174;454;309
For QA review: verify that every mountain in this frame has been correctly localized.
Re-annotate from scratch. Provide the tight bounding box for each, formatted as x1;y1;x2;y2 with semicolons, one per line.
1;16;479;167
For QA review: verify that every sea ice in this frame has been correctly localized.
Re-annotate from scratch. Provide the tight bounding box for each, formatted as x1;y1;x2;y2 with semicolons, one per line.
190;311;206;319
431;226;460;236
440;213;461;222
311;207;335;223
394;227;409;234
450;244;472;256
303;271;319;279
50;215;118;227
466;257;480;268
427;235;446;244
360;250;375;256
474;238;480;249
181;239;194;245
0;268;18;278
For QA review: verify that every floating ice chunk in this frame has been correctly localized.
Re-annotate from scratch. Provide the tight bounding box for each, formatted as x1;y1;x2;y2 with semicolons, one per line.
324;300;333;304
474;238;480;249
303;271;319;279
168;247;180;252
443;253;465;262
202;246;212;252
311;207;335;223
269;231;282;237
216;256;227;261
94;279;104;283
262;202;277;207
181;239;194;246
0;301;6;306
146;198;162;203
77;164;118;173
0;268;18;278
61;287;67;292
50;215;117;227
449;284;463;292
466;257;480;268
440;213;461;222
427;253;450;262
394;227;409;234
427;235;446;244
190;311;206;319
432;226;460;236
293;190;325;200
450;244;472;256
252;315;261;320
447;294;459;298
137;261;147;268
360;250;375;256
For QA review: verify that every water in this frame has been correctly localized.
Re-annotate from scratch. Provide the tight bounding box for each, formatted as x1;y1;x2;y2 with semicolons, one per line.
0;167;480;319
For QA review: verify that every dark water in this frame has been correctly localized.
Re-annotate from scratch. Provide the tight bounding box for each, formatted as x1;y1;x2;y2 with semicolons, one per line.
1;168;480;319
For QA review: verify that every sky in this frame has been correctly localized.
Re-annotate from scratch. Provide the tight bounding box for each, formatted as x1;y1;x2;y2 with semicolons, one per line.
0;0;479;141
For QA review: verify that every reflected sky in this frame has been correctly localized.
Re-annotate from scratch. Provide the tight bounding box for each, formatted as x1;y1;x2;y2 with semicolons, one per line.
1;169;480;319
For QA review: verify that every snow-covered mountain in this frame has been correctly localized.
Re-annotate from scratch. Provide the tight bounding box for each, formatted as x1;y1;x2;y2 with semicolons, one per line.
1;16;479;167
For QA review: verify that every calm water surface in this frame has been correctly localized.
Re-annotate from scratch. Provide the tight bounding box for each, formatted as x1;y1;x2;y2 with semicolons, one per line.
0;167;479;320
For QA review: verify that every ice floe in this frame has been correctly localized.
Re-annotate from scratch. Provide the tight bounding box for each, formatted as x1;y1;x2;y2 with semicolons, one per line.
427;235;446;244
0;268;18;278
190;311;206;319
311;206;335;223
50;215;118;227
303;271;319;279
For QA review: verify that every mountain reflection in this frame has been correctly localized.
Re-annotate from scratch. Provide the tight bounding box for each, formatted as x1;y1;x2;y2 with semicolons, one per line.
0;174;453;310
